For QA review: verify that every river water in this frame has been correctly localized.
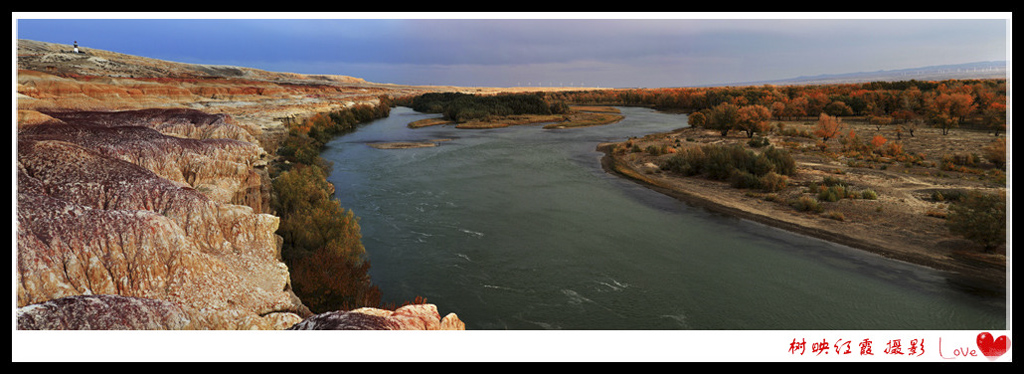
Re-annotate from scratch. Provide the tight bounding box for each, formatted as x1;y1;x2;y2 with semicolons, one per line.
321;106;1006;330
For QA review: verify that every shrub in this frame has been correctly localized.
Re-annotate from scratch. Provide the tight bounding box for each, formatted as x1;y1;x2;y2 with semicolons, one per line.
791;196;824;213
821;176;847;187
941;153;980;169
664;144;795;192
763;146;796;176
826;210;845;221
747;135;771;148
818;185;845;202
932;189;968;202
861;189;878;200
946;192;1006;252
701;144;746;179
882;141;905;158
729;169;761;189
983;138;1006;169
759;172;789;192
646;144;667;156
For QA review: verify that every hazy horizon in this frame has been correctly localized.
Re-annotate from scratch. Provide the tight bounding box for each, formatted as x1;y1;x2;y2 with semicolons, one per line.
14;14;1010;88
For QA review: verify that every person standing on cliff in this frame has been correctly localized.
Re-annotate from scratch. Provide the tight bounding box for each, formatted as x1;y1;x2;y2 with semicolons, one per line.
73;41;79;53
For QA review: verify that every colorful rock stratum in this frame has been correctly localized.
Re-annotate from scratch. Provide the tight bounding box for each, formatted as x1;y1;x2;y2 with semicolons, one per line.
15;39;465;330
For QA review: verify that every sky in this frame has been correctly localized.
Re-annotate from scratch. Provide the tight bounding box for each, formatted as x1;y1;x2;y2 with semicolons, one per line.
13;13;1010;88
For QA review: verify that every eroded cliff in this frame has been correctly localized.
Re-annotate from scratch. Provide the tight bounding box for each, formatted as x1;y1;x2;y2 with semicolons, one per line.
17;115;304;329
15;39;464;330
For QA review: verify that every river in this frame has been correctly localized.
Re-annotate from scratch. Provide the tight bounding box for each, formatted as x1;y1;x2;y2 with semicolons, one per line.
320;106;1006;330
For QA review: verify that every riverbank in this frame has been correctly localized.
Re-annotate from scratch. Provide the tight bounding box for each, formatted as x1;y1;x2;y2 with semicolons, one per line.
598;123;1007;295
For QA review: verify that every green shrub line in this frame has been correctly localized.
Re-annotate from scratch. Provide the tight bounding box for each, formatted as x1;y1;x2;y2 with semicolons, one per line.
805;176;879;202
270;99;394;314
662;143;796;192
398;91;570;123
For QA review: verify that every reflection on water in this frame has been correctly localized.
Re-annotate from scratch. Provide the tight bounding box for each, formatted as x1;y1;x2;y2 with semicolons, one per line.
321;107;1006;330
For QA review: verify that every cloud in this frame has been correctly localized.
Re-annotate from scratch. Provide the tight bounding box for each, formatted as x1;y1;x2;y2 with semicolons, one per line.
16;16;1008;87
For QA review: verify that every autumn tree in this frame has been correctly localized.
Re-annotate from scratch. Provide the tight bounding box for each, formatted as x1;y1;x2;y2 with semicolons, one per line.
803;92;829;117
823;101;853;117
770;101;787;120
289;246;382;313
687;111;707;128
814;113;844;142
980;102;1007;136
925;92;977;135
783;96;809;120
735;104;772;138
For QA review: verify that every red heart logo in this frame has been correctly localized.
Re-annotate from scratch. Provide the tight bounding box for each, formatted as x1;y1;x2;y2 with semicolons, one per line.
976;332;1011;360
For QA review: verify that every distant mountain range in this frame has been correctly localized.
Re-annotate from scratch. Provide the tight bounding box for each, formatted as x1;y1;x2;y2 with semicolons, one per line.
720;60;1007;87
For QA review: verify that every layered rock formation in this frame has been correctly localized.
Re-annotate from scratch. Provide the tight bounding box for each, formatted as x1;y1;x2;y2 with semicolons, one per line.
17;116;304;329
17;295;192;330
16;39;465;330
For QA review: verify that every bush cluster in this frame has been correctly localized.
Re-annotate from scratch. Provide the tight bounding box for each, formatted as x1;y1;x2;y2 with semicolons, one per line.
946;191;1006;252
807;176;878;202
662;144;795;192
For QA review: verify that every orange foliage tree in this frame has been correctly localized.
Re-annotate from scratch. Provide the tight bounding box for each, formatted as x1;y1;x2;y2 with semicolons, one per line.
735;104;772;138
814;113;844;142
925;92;977;135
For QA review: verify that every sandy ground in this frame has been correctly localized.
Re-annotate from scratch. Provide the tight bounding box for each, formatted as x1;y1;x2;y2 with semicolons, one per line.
599;120;1007;295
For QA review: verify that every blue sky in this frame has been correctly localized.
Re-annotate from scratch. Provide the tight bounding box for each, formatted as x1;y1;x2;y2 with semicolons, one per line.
14;13;1010;88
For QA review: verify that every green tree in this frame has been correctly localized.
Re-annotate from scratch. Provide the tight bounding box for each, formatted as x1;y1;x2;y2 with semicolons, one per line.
707;102;739;136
